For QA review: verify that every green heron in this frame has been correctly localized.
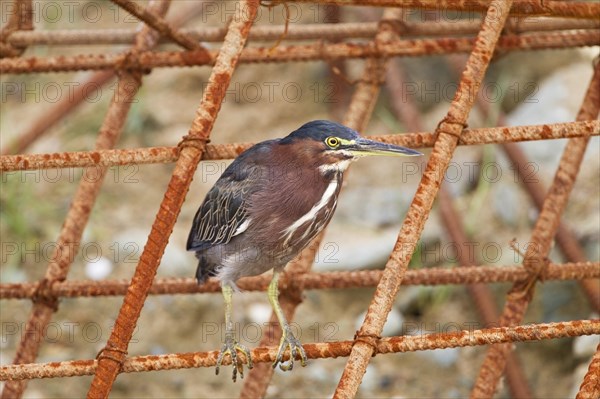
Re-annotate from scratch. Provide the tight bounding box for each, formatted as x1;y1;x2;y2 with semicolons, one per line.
187;120;421;381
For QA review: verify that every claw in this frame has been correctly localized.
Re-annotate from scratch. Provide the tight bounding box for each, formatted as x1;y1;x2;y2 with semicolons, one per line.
273;326;307;371
216;336;253;382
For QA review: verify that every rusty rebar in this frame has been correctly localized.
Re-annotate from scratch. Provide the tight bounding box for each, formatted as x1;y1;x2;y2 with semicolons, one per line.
5;18;600;47
290;0;600;19
86;2;259;396
334;1;514;396
1;263;598;300
576;342;600;399
1;320;597;381
471;58;600;399
0;2;172;398
2;120;597;172
2;29;598;74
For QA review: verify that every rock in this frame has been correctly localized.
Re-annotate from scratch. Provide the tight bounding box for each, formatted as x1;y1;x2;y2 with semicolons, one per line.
360;365;380;393
246;302;272;325
505;61;598;171
355;308;404;337
492;182;523;227
418;348;460;368
85;256;113;280
314;223;400;271
573;331;600;359
569;362;591;397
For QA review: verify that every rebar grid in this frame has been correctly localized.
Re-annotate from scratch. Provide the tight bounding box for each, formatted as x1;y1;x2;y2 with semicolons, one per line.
1;0;599;398
471;55;600;399
386;53;533;398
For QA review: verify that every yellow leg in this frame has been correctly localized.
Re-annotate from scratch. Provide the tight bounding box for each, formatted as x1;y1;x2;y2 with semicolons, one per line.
216;284;253;382
268;271;307;371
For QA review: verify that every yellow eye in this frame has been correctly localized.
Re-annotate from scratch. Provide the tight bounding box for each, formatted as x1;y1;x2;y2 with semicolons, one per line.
326;136;340;148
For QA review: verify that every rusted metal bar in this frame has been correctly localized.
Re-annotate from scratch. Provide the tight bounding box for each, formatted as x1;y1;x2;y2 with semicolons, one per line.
387;56;533;398
471;58;600;399
2;29;598;74
87;1;259;397
0;2;173;399
109;0;209;53
576;342;600;399
290;0;600;19
2;120;597;172
502;142;600;312
1;262;598;300
1;320;597;381
7;18;598;47
334;1;514;396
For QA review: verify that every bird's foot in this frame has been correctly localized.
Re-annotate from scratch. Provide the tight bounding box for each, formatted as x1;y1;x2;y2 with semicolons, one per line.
273;326;307;371
216;335;253;382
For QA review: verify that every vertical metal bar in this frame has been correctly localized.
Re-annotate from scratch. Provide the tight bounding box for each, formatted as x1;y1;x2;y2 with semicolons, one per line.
334;1;514;397
86;1;259;397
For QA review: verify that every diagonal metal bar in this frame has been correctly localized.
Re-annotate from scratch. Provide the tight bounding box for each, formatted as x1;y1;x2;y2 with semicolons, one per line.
2;120;597;172
470;59;600;399
0;2;172;398
333;1;514;396
577;342;600;399
1;320;598;381
239;9;406;396
109;0;210;53
86;1;259;397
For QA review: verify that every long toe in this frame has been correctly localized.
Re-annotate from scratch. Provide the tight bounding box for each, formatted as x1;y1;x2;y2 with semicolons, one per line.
216;339;252;382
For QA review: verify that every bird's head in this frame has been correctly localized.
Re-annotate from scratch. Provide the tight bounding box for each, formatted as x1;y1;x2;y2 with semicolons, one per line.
281;120;422;173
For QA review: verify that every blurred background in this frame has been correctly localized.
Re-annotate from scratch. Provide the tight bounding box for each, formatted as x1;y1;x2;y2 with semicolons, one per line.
1;1;599;397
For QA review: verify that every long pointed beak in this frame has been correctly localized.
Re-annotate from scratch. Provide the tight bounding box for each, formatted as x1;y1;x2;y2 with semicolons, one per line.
347;137;423;157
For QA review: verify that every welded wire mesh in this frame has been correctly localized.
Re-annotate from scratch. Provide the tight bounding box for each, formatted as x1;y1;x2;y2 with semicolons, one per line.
1;1;599;398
